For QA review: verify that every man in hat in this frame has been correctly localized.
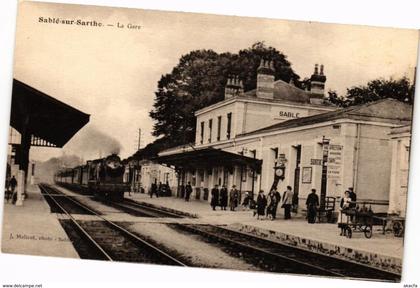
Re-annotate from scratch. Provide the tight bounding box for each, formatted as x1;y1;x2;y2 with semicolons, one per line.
229;185;239;211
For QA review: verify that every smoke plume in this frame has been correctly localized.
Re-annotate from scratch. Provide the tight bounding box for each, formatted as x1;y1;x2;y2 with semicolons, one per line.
64;126;122;159
34;154;83;183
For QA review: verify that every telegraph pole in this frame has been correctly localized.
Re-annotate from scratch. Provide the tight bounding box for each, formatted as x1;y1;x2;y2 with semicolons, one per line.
137;128;142;151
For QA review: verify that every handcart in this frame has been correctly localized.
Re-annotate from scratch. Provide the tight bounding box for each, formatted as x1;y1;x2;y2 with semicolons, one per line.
338;207;374;239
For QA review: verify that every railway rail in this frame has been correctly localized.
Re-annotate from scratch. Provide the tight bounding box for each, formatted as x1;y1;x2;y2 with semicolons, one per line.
41;187;98;215
39;183;188;266
169;224;400;281
110;199;184;218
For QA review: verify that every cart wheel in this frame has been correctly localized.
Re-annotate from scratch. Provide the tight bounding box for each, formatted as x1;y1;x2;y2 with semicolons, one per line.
364;225;372;239
346;227;352;239
393;221;404;237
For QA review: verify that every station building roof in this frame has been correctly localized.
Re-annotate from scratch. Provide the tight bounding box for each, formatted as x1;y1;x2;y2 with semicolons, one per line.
238;98;412;138
10;79;90;147
153;147;262;171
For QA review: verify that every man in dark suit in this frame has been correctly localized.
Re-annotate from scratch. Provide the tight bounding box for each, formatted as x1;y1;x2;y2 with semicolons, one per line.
348;187;357;208
210;184;220;210
306;188;319;224
219;185;228;210
185;181;193;201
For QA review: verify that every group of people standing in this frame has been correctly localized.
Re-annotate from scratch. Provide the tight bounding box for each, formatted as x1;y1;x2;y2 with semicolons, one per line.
305;187;357;225
254;186;294;220
210;184;240;211
149;181;172;198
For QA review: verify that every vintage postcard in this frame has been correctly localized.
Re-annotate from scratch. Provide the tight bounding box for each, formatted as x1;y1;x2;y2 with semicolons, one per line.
2;0;419;283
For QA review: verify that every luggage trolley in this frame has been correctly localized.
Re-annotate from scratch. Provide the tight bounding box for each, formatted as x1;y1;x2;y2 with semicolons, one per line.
338;205;374;239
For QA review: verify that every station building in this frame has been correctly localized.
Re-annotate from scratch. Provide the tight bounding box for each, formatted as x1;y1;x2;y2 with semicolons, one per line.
149;61;412;214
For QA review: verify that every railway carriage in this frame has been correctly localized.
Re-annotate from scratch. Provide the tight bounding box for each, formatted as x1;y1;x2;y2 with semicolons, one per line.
55;154;129;201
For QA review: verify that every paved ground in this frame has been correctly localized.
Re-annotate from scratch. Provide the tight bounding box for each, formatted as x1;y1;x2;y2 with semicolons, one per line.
127;192;404;260
1;185;79;258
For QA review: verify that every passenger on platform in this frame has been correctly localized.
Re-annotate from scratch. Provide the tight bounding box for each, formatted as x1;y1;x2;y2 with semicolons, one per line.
348;187;357;208
273;188;281;219
266;190;277;220
158;181;163;196
339;190;352;236
348;187;357;221
229;185;239;211
4;177;11;203
249;198;257;210
185;181;192;202
160;183;167;196
165;182;172;197
219;185;228;210
150;182;158;198
10;176;17;204
241;191;251;210
255;190;267;220
210;184;220;211
281;186;294;220
306;188;319;224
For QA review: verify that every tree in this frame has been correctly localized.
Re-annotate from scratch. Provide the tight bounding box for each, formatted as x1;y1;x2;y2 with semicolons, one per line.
233;42;301;91
327;77;415;107
149;50;225;146
149;42;301;149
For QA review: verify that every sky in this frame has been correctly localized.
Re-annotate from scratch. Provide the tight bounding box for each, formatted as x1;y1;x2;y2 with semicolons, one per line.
13;1;420;161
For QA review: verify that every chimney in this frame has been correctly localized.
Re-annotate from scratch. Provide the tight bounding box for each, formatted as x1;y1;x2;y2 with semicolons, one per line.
224;75;244;99
256;59;275;99
309;63;327;104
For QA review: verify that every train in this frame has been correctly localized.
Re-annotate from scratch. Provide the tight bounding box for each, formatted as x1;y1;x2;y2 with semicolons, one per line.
54;154;130;201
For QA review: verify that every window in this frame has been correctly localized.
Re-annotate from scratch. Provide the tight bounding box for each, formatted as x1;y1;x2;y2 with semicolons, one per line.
217;116;222;141
208;119;213;143
227;112;232;140
200;121;204;144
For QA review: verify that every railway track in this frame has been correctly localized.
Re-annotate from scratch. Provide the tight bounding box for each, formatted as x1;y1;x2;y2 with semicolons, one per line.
110;199;184;218
170;224;400;281
46;183;400;281
40;186;98;215
39;184;188;266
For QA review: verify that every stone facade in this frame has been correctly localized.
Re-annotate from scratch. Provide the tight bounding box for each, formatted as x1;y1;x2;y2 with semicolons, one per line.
388;125;411;216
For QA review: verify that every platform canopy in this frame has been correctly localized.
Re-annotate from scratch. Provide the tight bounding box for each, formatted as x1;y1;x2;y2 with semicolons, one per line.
10;79;90;148
153;147;262;171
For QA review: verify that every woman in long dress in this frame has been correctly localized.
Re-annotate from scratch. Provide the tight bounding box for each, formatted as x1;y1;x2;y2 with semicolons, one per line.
256;190;267;220
305;189;319;224
339;190;352;235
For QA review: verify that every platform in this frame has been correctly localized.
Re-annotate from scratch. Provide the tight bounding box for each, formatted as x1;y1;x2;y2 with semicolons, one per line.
127;191;404;274
1;185;79;259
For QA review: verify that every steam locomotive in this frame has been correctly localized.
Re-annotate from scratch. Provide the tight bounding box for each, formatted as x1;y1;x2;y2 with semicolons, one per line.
54;154;129;201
